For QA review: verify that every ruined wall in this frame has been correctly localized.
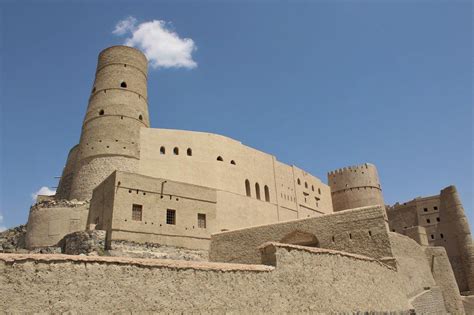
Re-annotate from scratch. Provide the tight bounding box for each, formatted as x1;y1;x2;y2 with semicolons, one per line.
25;201;89;249
327;163;385;212
210;205;393;264
0;244;412;313
68;46;149;201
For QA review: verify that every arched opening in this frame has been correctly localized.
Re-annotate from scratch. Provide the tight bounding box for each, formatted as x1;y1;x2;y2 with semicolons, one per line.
160;146;166;155
173;147;179;155
99;109;104;115
121;81;127;88
217;156;223;161
312;185;314;192
280;230;319;247
187;148;192;156
264;185;270;202
139;115;143;121
245;180;251;197
255;183;261;200
297;178;301;185
230;160;236;165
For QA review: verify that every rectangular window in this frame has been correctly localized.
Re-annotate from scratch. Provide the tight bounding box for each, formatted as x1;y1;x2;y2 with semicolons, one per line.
166;209;176;225
132;204;143;221
434;206;438;210
198;213;206;228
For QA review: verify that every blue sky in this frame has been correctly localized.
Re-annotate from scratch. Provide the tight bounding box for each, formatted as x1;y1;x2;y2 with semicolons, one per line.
0;1;472;231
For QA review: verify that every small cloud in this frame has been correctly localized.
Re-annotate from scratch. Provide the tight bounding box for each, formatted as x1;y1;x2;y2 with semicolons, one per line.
113;16;137;36
113;17;197;69
0;213;5;232
31;186;56;202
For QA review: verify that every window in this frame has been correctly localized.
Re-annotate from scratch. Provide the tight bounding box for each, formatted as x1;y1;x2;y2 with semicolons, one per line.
430;234;434;240
245;180;251;197
139;115;143;121
305;182;308;189
187;148;192;156
198;213;206;228
440;233;444;239
230;160;236;165
318;188;321;195
434;206;438;210
121;81;127;88
160;146;166;154
173;147;179;155
297;179;301;185
312;185;314;192
217;156;223;161
99;109;104;115
264;185;270;202
166;209;176;225
436;217;440;222
423;208;428;212
255;183;261;200
427;219;431;224
132;204;142;221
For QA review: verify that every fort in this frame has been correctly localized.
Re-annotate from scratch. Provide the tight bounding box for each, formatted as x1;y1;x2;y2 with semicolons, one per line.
1;45;473;313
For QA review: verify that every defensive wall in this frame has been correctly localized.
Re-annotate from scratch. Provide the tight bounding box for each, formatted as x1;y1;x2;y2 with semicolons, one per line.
327;163;385;212
0;245;413;313
210;205;394;264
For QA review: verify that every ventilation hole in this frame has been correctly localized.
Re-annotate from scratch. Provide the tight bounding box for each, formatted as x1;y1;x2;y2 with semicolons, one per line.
349;233;352;239
230;160;236;165
129;190;132;193
115;140;118;142
124;64;127;67
332;236;335;242
160;147;166;155
143;192;146;195
139;115;143;121
173;147;179;155
99;110;104;115
369;230;372;237
217;156;223;161
121;81;127;88
118;181;121;185
106;146;109;148
123;147;126;149
121;116;123;120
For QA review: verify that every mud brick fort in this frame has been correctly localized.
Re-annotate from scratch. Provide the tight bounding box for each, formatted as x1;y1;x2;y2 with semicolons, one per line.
1;46;473;313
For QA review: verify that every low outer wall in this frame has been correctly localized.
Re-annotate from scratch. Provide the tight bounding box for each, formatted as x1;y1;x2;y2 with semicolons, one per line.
0;245;411;313
210;205;392;264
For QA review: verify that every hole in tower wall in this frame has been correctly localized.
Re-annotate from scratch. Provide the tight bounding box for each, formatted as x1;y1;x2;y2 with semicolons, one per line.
99;110;104;115
139;115;143;121
121;81;127;88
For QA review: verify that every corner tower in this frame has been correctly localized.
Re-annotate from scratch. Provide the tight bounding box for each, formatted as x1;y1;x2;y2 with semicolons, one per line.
327;163;385;212
64;46;149;201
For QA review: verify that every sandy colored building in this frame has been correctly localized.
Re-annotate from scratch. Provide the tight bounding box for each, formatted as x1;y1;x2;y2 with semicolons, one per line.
19;46;473;311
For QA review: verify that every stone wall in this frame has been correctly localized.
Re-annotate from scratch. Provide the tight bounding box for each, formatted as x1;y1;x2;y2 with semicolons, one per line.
0;244;412;313
210;205;393;264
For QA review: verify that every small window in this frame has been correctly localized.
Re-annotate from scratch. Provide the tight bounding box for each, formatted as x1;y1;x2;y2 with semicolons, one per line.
424;208;428;212
99;109;104;115
318;188;321;195
217;156;223;161
264;185;270;202
427;219;431;224
245;180;251;197
160;146;166;155
311;185;314;192
166;209;176;225
121;81;127;88
230;160;236;165
440;233;444;239
305;182;308;189
197;213;206;228
173;147;179;155
434;206;438;210
436;217;440;222
132;204;142;221
430;234;434;240
139;115;143;121
187;148;192;156
255;183;261;200
297;178;301;185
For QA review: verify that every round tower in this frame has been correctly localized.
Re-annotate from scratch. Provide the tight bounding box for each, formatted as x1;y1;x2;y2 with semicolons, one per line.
327;163;385;212
68;46;149;200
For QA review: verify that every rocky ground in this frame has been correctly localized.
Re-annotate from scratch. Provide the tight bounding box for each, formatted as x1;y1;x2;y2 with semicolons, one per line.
1;225;208;261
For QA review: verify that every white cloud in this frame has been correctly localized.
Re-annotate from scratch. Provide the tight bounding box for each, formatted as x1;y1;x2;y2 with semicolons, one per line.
31;186;56;202
113;17;197;69
112;16;137;36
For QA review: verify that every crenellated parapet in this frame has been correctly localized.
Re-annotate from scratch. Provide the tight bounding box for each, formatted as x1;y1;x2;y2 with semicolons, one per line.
327;163;385;212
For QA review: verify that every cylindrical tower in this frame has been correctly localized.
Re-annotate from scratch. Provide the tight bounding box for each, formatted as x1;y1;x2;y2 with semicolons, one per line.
439;185;474;293
327;163;385;212
68;46;149;200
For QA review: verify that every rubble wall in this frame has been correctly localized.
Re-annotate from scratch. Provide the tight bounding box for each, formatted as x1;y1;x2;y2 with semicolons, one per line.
0;244;411;313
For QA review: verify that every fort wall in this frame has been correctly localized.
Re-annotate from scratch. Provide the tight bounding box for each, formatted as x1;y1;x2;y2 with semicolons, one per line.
0;245;412;313
327;163;384;212
25;202;89;249
210;205;393;264
66;46;149;201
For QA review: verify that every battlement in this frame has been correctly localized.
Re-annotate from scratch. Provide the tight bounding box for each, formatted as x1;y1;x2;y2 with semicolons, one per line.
328;163;375;176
